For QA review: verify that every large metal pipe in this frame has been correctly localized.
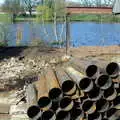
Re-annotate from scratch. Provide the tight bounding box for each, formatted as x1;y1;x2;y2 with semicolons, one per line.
55;68;78;97
41;110;56;120
56;110;70;120
106;108;118;120
95;74;112;90
87;112;102;120
79;77;93;92
106;62;120;78
82;99;96;114
65;67;84;84
113;95;120;109
60;97;74;111
48;88;62;102
70;107;84;120
88;86;103;101
27;105;41;120
38;96;52;111
104;85;117;101
68;58;104;79
96;98;109;113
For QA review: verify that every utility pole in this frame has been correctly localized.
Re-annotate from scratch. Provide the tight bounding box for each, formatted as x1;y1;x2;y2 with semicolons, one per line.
65;13;70;55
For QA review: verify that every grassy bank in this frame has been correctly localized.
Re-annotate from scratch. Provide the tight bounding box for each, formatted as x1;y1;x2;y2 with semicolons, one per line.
0;14;11;23
70;14;120;22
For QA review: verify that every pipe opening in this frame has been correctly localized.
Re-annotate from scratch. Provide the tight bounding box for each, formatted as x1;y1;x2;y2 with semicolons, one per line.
113;96;120;106
41;110;55;120
88;112;101;120
88;86;100;99
96;98;108;112
104;86;114;98
79;77;91;90
49;88;62;100
71;108;83;118
97;75;109;87
82;100;93;112
38;97;51;109
86;65;98;77
62;80;75;93
56;111;69;120
106;108;117;118
27;105;40;118
106;62;119;76
60;97;73;110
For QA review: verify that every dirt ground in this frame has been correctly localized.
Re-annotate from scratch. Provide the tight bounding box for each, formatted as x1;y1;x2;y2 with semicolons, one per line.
0;45;119;60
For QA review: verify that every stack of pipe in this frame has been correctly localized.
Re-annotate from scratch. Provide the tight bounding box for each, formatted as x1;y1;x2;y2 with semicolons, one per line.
27;60;120;120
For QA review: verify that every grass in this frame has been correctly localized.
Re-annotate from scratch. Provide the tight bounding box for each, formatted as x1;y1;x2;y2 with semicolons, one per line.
70;14;120;23
0;14;11;23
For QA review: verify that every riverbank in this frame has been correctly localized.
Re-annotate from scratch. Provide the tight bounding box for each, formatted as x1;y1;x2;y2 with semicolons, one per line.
1;13;120;23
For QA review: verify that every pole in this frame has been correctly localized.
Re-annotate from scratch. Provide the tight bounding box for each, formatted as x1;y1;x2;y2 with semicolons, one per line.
65;13;70;55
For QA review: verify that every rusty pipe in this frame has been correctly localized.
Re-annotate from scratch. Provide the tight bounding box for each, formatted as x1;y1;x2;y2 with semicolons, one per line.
79;77;93;92
96;98;109;113
60;97;74;111
41;110;56;120
106;108;118;120
27;105;41;120
56;110;70;120
87;112;102;120
69;58;106;79
48;88;62;102
88;86;103;101
113;95;120;109
106;62;120;79
95;74;112;90
38;96;52;111
82;99;96;114
104;85;117;101
55;68;79;97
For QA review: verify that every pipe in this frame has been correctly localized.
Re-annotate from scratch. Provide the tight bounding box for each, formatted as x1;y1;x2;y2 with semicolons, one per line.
51;101;59;112
104;85;117;101
87;112;102;120
106;62;120;78
27;105;41;120
41;110;56;120
113;95;120;109
62;80;77;96
60;97;74;111
65;67;84;84
96;98;109;113
82;99;96;114
68;58;105;79
55;68;78;97
79;77;93;92
56;67;84;98
70;108;84;120
43;67;60;92
95;74;112;90
56;110;70;120
38;96;52;111
88;86;103;101
86;64;99;79
48;88;62;102
33;73;48;101
106;108;118;120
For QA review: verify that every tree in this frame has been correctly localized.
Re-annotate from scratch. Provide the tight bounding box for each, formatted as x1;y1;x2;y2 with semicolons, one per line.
2;0;24;23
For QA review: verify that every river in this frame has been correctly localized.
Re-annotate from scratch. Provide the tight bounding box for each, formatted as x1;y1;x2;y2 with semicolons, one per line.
7;22;120;47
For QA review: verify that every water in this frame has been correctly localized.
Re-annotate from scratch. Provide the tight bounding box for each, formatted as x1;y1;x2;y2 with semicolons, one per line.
7;22;120;47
